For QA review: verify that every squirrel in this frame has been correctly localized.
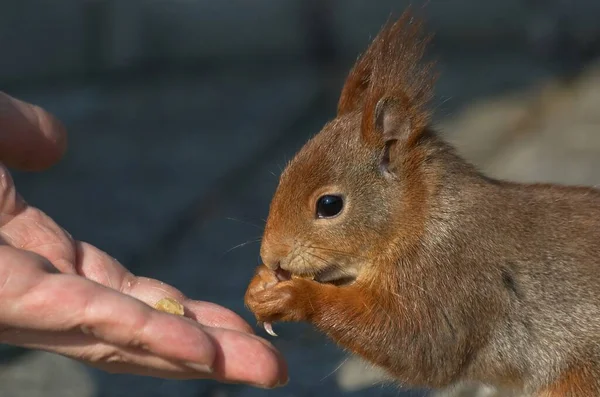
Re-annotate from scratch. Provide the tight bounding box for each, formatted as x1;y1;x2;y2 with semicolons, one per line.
244;9;600;397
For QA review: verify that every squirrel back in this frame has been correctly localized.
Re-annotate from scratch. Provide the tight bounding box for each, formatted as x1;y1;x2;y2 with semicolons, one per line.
244;9;600;396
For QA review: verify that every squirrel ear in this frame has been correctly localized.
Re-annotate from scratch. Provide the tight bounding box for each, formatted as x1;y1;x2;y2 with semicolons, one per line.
374;98;411;144
373;97;424;174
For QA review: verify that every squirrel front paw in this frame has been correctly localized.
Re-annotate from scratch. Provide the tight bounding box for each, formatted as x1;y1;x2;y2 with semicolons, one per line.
244;265;317;324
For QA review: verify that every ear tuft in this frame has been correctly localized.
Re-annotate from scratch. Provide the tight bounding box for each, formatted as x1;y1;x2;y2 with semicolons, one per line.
337;43;377;116
337;8;437;148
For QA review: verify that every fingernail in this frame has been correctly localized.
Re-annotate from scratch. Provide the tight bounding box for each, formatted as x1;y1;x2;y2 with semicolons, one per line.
184;362;213;373
249;383;271;389
249;382;281;390
251;377;289;389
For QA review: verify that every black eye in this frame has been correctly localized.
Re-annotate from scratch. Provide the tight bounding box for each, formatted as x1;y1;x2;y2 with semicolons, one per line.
316;195;344;218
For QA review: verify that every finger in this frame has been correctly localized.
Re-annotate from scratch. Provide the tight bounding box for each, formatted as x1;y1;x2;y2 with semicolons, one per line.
1;327;287;385
3;308;289;387
90;360;209;380
127;276;255;334
1;329;212;378
0;92;67;171
182;301;254;334
0;246;289;386
0;246;216;369
31;274;217;368
203;326;289;388
77;241;255;333
73;241;129;288
0;205;77;273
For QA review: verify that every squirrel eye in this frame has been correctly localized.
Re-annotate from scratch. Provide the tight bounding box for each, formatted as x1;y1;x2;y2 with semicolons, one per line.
316;195;344;218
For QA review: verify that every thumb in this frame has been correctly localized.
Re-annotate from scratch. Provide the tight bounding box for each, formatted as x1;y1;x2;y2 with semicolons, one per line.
0;92;67;171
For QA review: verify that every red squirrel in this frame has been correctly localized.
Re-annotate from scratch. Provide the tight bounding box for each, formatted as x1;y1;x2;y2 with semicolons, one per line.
244;9;600;397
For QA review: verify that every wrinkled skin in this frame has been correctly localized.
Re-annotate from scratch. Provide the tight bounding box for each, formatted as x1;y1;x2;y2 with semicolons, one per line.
0;92;288;388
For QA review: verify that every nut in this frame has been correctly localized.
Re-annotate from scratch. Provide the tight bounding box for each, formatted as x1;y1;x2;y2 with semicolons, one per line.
154;297;185;316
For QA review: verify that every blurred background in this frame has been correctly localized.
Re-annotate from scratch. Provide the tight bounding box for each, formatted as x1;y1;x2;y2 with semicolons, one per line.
2;0;600;396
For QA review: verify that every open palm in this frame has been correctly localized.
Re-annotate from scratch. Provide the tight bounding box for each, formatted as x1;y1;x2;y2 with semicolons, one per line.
0;92;287;388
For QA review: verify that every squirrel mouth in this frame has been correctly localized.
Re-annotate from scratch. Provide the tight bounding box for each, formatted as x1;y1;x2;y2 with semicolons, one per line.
314;267;355;286
275;265;355;286
263;265;353;337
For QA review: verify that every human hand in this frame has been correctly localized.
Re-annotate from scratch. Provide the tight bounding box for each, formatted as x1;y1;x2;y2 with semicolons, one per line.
0;92;287;388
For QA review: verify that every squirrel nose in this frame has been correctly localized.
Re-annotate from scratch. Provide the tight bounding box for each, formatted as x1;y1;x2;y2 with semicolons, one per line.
260;239;291;270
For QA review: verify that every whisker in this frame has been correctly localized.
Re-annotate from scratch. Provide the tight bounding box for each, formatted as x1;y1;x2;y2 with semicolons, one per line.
304;244;368;260
305;252;354;278
305;251;333;266
297;239;441;314
223;238;261;254
302;252;330;270
297;253;330;279
320;357;350;382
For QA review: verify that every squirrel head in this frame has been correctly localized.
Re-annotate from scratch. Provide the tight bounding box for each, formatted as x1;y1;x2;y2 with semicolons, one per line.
261;10;439;285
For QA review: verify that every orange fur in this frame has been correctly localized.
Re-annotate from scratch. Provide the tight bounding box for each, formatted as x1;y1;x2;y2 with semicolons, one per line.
538;366;599;397
337;9;436;147
244;7;600;396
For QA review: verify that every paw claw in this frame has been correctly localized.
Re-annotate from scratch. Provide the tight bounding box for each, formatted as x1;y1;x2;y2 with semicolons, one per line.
263;321;278;337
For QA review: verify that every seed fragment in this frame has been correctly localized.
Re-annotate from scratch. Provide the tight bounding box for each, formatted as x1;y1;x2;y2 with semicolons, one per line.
155;297;185;316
